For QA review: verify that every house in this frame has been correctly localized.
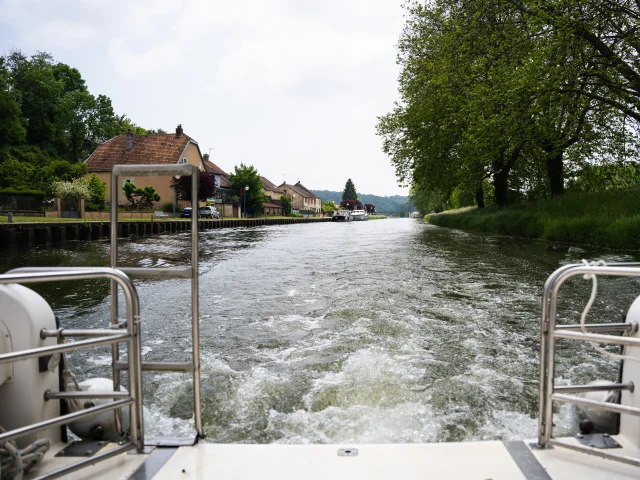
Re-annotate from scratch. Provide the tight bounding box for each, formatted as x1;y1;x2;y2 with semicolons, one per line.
277;181;321;215
202;155;240;218
85;125;205;207
260;176;284;216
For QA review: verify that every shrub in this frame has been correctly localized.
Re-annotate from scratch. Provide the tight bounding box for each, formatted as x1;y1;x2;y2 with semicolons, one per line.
52;178;91;211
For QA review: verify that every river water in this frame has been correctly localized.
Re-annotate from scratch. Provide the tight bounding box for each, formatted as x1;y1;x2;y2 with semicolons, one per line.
2;219;639;443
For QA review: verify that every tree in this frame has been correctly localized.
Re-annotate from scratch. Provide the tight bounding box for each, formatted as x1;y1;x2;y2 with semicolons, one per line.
86;173;107;211
340;199;362;210
321;200;336;215
281;195;292;216
170;171;216;203
342;178;357;201
0;58;26;147
364;203;376;213
52;177;90;210
122;180;160;209
228;163;267;216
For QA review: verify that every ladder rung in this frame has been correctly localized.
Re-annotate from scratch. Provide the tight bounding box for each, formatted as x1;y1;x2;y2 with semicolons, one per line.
119;267;192;279
112;164;195;177
115;360;194;372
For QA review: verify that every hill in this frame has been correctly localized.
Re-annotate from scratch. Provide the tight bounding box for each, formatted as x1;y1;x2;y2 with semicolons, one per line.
312;190;412;214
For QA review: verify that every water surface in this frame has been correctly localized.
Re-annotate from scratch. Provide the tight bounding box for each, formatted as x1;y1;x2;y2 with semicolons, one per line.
2;219;638;443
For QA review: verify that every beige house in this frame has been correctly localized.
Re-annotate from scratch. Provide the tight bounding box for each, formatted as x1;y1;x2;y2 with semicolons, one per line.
277;181;321;214
84;125;205;207
260;176;284;215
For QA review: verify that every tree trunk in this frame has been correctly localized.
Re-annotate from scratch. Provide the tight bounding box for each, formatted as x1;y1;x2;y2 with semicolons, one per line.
493;170;509;208
475;186;485;209
546;151;564;197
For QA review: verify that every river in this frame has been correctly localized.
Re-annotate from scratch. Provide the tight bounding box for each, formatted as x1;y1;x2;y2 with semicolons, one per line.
2;218;639;443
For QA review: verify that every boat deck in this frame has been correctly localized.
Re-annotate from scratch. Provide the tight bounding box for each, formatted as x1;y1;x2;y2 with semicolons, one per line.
25;436;640;480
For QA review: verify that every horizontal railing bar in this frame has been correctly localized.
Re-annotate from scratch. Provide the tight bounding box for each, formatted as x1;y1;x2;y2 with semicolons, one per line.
551;393;640;416
0;398;133;443
119;267;193;279
44;390;131;400
555;322;637;333
554;382;634;394
551;330;640;346
0;334;131;365
548;439;640;468
31;442;135;480
40;328;124;339
114;360;194;372
112;164;195;177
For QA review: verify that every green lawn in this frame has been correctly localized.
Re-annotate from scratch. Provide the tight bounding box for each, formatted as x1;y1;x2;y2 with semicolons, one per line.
425;189;640;250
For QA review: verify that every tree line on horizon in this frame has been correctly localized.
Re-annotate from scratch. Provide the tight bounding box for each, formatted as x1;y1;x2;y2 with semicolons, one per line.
377;1;640;214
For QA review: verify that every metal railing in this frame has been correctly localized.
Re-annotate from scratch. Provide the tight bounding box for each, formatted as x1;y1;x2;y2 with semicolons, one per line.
0;267;144;479
538;263;640;467
110;164;204;439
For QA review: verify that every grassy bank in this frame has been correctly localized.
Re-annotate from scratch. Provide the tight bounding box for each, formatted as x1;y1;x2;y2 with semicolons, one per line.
369;215;387;220
425;189;640;250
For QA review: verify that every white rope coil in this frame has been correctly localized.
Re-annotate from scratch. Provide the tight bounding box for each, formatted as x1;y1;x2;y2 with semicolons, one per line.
580;259;639;363
0;426;50;480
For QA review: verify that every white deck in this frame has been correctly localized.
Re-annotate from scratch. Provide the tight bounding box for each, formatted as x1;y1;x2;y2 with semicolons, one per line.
25;437;640;480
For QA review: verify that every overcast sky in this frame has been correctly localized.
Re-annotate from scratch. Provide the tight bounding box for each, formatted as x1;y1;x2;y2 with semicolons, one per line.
0;0;408;197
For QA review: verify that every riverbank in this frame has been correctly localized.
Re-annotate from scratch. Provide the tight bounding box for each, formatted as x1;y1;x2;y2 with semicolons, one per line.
0;217;330;248
425;189;640;250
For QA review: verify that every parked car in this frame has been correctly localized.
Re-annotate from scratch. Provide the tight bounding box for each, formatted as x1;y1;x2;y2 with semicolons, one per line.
199;206;220;218
180;207;192;218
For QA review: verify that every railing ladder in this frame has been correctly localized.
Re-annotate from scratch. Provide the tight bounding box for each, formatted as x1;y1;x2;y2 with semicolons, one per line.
110;164;204;439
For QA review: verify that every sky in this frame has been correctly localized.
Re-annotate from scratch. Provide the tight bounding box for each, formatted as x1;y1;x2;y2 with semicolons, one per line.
0;0;408;197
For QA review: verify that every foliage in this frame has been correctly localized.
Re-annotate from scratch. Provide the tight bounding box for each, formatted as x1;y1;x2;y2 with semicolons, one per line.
158;201;174;213
426;187;640;250
340;199;362;210
122;180;161;209
321;201;336;214
52;177;90;210
0;187;45;198
341;178;358;201
281;194;292;216
170;171;216;202
0;50;154;196
228;163;267;215
377;0;639;210
86;173;107;211
364;204;376;213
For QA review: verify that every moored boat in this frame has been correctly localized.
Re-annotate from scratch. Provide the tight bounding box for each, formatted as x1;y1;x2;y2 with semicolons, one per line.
351;209;368;221
331;210;352;221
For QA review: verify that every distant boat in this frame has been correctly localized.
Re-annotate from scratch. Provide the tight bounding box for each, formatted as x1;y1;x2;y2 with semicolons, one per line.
351;209;369;221
331;210;352;221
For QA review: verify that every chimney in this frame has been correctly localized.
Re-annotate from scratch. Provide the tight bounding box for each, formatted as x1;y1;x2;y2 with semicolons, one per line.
125;129;133;151
176;124;183;137
203;153;210;162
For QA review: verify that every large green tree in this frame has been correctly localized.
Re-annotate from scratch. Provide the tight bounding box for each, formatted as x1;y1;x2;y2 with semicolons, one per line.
341;178;358;201
228;163;267;216
378;0;634;207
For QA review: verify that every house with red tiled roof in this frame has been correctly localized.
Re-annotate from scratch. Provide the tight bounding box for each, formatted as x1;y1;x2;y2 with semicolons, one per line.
277;181;321;215
201;155;241;218
85;125;205;207
260;176;284;216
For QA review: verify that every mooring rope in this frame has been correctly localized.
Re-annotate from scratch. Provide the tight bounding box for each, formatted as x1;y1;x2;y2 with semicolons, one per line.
0;426;50;480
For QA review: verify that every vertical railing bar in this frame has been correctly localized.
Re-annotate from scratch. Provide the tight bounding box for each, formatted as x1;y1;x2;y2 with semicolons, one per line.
110;168;124;438
190;165;204;438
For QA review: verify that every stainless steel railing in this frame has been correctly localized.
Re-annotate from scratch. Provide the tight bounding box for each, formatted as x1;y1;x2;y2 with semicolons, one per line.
538;263;640;467
0;267;144;479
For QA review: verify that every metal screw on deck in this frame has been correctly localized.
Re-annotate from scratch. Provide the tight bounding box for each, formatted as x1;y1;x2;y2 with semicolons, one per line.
8;211;12;223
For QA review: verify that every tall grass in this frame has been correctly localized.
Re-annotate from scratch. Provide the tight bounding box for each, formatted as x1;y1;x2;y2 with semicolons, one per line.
425;189;640;250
